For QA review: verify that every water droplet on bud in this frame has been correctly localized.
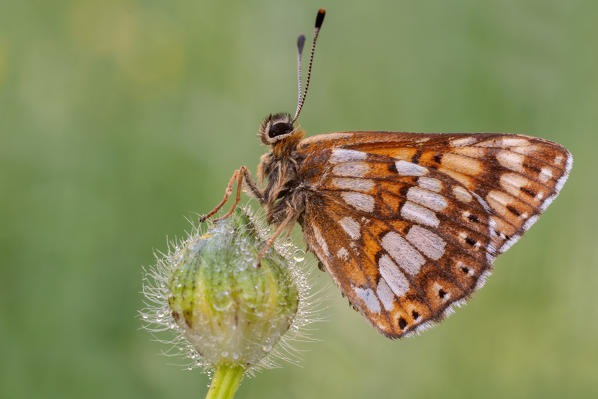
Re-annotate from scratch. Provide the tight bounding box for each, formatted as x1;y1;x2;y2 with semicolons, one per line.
293;249;305;262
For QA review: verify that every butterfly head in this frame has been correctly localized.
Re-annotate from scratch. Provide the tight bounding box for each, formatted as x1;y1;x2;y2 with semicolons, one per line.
259;113;301;145
258;9;326;149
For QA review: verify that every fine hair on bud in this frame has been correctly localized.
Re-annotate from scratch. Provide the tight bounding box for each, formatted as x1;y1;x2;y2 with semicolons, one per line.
141;205;320;375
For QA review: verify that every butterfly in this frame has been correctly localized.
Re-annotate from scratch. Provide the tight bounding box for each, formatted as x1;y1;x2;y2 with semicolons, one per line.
201;9;572;338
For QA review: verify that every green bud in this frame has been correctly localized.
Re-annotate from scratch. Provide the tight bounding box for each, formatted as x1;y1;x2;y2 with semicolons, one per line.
142;206;313;373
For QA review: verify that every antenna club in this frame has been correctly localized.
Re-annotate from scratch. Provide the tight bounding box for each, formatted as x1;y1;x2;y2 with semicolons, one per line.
297;34;306;52
315;9;326;28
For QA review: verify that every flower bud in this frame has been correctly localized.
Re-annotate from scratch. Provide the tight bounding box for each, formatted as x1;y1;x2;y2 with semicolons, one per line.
142;206;312;372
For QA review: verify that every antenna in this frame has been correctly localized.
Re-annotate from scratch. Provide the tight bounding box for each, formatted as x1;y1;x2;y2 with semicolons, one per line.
294;34;306;120
292;8;326;124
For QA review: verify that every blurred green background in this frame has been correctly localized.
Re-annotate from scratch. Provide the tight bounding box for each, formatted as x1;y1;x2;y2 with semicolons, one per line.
1;0;597;398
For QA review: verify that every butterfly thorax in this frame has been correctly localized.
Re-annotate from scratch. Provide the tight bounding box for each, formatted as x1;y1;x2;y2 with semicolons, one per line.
257;114;308;226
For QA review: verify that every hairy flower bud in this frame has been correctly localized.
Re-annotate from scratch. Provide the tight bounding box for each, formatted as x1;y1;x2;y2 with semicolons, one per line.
141;206;313;373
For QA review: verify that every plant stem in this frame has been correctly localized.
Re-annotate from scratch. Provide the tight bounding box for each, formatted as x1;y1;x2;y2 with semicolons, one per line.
205;364;245;399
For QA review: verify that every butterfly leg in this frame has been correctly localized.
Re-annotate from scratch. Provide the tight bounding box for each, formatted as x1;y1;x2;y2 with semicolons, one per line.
241;170;266;205
256;210;296;266
200;166;264;223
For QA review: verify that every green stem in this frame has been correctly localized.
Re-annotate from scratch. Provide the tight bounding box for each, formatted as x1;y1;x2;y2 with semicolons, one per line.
205;364;245;399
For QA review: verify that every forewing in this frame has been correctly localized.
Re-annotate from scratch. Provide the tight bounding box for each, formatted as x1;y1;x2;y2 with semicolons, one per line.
297;132;572;337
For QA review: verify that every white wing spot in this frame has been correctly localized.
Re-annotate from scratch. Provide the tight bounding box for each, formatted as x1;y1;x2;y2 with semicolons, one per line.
379;255;410;297
406;225;446;260
418;177;443;192
353;286;381;314
487;190;513;207
450;137;477;147
478;137;530;147
332;162;369;177
489;217;498;238
452;186;472;203
539;167;553;183
376;278;397;311
381;231;425;275
341;192;375;212
502;138;530;146
496;150;524;172
311;224;330;257
338;216;361;240
500;173;528;197
441;153;483;175
407;187;447;211
401;201;439;228
332;177;374;192
395;160;428;176
329;148;368;163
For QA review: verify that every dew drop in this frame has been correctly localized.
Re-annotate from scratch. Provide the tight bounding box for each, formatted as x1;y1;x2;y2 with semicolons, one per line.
212;291;233;311
293;249;305;262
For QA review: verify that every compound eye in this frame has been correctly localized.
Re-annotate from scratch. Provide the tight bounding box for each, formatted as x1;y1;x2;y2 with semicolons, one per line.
268;123;293;138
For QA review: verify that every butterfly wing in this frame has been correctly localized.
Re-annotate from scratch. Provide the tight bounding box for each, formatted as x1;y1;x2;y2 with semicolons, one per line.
296;132;572;337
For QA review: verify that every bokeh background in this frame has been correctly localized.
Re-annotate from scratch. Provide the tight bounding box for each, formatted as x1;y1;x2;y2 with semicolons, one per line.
1;0;597;398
